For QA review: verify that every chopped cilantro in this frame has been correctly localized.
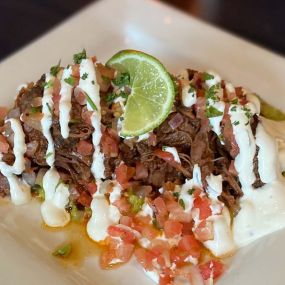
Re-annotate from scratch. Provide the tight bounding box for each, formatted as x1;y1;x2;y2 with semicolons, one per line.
206;106;224;118
70;204;84;222
188;84;196;94
30;106;41;114
64;76;75;86
52;243;72;258
230;105;237;112
187;188;195;195
179;199;185;210
205;84;219;102
120;91;128;99
162;146;167;151
44;79;53;89
45;152;53;159
73;49;87;64
112;72;130;88
203;72;215;81
231;98;239;105
46;103;52;114
91;80;95;85
242;106;252;119
173;192;180;199
85;92;98;111
50;60;61;77
233;121;240;126
81;72;88;80
31;184;45;200
106;92;117;105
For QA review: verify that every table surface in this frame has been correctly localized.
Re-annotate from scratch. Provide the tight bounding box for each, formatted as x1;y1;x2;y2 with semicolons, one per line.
0;0;284;61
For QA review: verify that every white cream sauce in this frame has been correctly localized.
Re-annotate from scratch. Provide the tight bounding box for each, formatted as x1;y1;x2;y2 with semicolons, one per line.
59;66;73;139
0;118;31;205
181;84;197;108
163;146;181;163
41;167;70;227
87;196;121;242
78;59;105;179
41;73;55;166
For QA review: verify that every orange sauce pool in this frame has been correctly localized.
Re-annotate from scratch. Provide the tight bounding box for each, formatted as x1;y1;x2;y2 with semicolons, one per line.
42;221;102;267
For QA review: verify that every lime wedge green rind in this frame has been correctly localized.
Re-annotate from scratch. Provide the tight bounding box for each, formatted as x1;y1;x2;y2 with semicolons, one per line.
106;50;175;137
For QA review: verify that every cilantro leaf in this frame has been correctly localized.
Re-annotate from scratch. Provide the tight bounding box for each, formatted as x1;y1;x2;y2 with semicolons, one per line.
64;76;75;86
73;49;87;64
233;120;240;126
112;72;130;87
173;192;180;199
106;92;117;105
81;72;88;80
30;106;42;114
50;60;61;77
46;103;52;114
179;199;185;210
206;106;224;118
187;188;195;195
203;72;215;81
52;243;72;258
31;184;45;200
85;92;98;111
44;79;53;89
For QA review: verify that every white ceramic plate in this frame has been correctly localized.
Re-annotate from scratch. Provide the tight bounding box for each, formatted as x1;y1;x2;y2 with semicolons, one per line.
1;0;285;284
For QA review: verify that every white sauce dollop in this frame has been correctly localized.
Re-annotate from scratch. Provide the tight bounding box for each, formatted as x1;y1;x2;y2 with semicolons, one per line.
181;84;197;108
41;167;70;227
0;118;31;205
59;66;73;139
41;73;55;166
87;196;121;242
163;146;181;163
78;59;105;179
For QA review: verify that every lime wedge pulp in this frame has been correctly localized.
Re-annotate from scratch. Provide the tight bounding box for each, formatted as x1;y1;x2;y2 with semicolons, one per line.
106;50;175;137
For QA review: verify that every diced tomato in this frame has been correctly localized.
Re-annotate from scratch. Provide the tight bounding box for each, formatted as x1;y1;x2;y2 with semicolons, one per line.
199;260;225;280
115;163;135;187
77;140;93;156
135;248;156;271
159;274;172;285
86;182;97;195
77;191;92;207
113;197;131;215
100;237;135;269
0;135;9;153
193;196;212;220
141;224;159;240
166;199;192;223
154;149;175;163
164;220;183;238
72;64;80;78
81;109;93;125
178;234;201;258
74;89;86;105
120;216;133;227
193;220;214;242
108;225;136;244
170;247;188;266
101;129;119;157
0;107;8;122
153;197;168;227
134;162;148;180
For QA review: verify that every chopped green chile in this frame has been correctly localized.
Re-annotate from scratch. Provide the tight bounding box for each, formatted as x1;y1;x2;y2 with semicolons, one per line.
52;243;72;257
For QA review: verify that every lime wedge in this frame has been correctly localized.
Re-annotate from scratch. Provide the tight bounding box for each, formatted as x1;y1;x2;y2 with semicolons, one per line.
106;50;175;137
